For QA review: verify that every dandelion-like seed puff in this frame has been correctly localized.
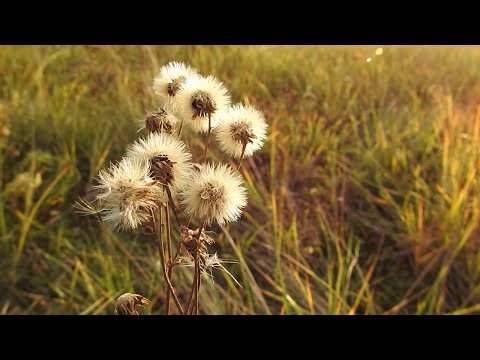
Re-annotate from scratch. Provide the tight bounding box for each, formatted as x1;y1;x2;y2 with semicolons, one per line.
180;163;247;226
152;62;199;106
139;107;179;135
215;104;268;160
176;75;231;133
94;158;162;230
126;133;192;198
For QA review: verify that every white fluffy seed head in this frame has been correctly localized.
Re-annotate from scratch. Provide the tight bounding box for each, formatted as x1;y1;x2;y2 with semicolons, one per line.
180;163;247;226
214;104;268;159
152;62;199;106
175;75;231;133
125;133;192;194
94;158;162;231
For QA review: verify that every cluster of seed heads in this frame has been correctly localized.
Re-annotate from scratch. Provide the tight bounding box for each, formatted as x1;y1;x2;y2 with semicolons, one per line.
77;61;268;315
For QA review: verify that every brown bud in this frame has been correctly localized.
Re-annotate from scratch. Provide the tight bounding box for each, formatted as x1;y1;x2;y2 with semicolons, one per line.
114;293;150;315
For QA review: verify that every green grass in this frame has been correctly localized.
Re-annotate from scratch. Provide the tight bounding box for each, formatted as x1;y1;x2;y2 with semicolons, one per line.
1;45;480;314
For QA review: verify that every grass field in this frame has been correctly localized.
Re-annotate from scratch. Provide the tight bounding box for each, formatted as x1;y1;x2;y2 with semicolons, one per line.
1;45;480;315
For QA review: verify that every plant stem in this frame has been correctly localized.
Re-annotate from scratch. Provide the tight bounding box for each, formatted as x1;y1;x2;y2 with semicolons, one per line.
177;121;184;138
186;223;205;314
237;142;247;171
165;204;173;315
187;255;201;315
165;204;173;264
151;208;184;315
203;114;212;163
158;206;170;316
186;258;198;314
165;186;181;226
195;251;201;315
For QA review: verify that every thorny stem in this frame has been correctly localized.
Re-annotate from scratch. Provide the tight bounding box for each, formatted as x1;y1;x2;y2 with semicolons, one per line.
151;209;185;315
203;114;212;163
236;142;247;171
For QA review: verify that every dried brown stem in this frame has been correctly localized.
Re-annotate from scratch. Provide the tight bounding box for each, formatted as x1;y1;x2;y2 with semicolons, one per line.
165;204;173;315
151;209;184;315
236;142;247;171
203;114;212;163
186;263;198;314
186;223;205;315
195;252;201;315
177;120;184;138
165;186;181;226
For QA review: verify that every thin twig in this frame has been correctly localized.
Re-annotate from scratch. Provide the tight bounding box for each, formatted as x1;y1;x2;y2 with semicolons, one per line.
159;206;170;315
165;204;173;263
195;251;201;315
186;223;205;314
236;142;247;171
203;114;212;163
151;209;184;315
173;239;182;260
165;204;173;315
177;121;184;138
186;264;198;314
165;186;181;226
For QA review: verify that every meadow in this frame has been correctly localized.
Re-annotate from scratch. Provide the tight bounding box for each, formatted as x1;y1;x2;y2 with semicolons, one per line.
1;45;480;315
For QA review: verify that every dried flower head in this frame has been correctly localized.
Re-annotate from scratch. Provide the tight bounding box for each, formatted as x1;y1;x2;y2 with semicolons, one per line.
152;62;198;104
94;158;162;230
180;225;214;259
139;107;179;135
126;133;192;195
176;75;231;133
115;293;150;315
180;163;247;226
215;104;268;159
181;225;215;245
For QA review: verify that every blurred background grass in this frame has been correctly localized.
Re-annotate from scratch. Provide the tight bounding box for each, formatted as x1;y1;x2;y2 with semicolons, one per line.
1;45;480;314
